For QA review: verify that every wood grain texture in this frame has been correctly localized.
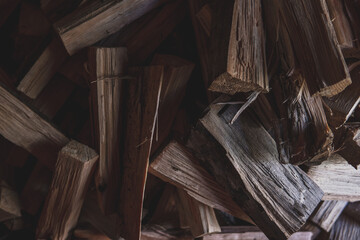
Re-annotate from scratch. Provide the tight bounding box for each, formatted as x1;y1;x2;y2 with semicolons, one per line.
149;141;253;224
209;0;268;95
37;140;98;240
188;100;323;239
311;201;347;232
328;214;360;240
54;0;166;55
118;66;163;240
307;154;360;201
0;82;69;169
88;47;127;215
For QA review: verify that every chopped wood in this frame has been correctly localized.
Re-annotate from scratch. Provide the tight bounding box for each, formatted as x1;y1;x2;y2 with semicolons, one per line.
0;181;21;222
343;0;360;49
177;189;221;238
73;228;111;240
141;225;193;240
311;200;348;232
208;0;268;95
187;101;323;239
327;214;360;240
0;82;69;169
54;0;167;55
149;141;253;224
307;154;360;202
335;124;360;168
37;140;98;240
88;47;127;215
343;201;360;222
118;66;163;240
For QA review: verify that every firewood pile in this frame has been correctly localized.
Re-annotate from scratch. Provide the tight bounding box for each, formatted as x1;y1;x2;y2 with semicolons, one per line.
0;0;359;239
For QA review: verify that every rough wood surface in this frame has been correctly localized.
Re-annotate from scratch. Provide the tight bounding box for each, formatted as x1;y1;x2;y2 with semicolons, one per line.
118;66;163;240
54;0;166;55
149;141;252;224
88;47;127;214
0;181;21;222
328;214;360;240
335;124;360;168
188;100;323;239
307;154;360;201
37;140;98;240
311;201;348;232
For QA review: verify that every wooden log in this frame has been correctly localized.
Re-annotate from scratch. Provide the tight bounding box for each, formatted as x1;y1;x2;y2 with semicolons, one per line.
0;181;21;222
187;100;323;239
73;228;111;240
149;141;253;224
343;201;360;222
344;0;360;49
311;201;348;232
0;0;20;28
334;124;360;168
327;214;360;240
208;0;268;95
54;0;167;55
177;189;221;238
41;0;86;22
141;225;193;240
307;154;360;201
0;81;69;169
87;47;127;214
118;66;163;240
17;37;68;99
5;146;29;167
273;0;351;97
37;140;98;240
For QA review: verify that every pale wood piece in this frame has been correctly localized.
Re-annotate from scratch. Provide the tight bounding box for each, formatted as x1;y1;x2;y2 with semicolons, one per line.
0;82;69;169
54;0;166;55
0;181;21;222
209;0;268;95
17;38;68;99
88;47;127;214
37;140;98;240
307;154;360;202
311;201;348;232
274;0;350;97
149;141;253;224
188;100;323;239
177;189;221;238
118;66;163;240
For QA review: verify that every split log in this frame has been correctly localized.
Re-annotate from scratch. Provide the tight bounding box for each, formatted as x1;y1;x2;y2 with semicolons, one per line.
0;82;69;169
118;66;163;240
88;47;127;214
141;225;192;240
37;140;98;240
40;0;86;22
311;201;348;232
208;0;268;95
343;201;360;222
0;181;21;222
17;38;68;99
274;0;350;97
187;100;323;239
149;141;252;223
307;154;360;201
343;0;360;49
177;189;221;238
327;214;360;240
334;124;360;168
54;0;167;55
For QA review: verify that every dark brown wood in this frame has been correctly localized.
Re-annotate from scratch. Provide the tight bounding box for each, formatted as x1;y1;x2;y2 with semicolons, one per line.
18;2;51;37
0;0;20;28
37;140;98;240
311;201;348;232
0;181;21;222
335;124;360;168
343;201;360;222
344;0;360;49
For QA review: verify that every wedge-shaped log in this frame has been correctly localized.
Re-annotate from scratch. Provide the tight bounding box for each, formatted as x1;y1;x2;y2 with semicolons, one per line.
37;140;98;240
118;66;163;240
208;0;268;95
54;0;166;55
311;201;348;232
307;154;360;202
88;47;127;215
188;101;323;239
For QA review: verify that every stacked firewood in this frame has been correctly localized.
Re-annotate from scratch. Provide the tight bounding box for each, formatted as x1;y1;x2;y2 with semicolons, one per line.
0;0;359;239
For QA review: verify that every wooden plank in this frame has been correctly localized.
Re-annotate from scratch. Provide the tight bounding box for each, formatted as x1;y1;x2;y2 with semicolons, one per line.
36;140;98;240
307;154;360;201
208;0;268;95
118;66;163;240
149;141;253;224
311;201;348;232
54;0;167;55
88;47;127;214
187;100;323;239
0;81;69;169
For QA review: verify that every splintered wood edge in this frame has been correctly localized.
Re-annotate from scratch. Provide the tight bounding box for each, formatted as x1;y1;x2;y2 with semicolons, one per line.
60;140;98;163
315;77;352;97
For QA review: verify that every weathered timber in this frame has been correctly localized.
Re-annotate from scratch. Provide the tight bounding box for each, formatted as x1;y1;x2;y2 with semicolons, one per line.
54;0;167;55
118;66;163;240
208;0;268;95
328;214;360;240
311;201;348;232
149;141;253;224
0;181;21;222
0;81;69;169
37;140;98;240
187;101;323;239
177;189;221;238
307;154;360;201
88;47;127;215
